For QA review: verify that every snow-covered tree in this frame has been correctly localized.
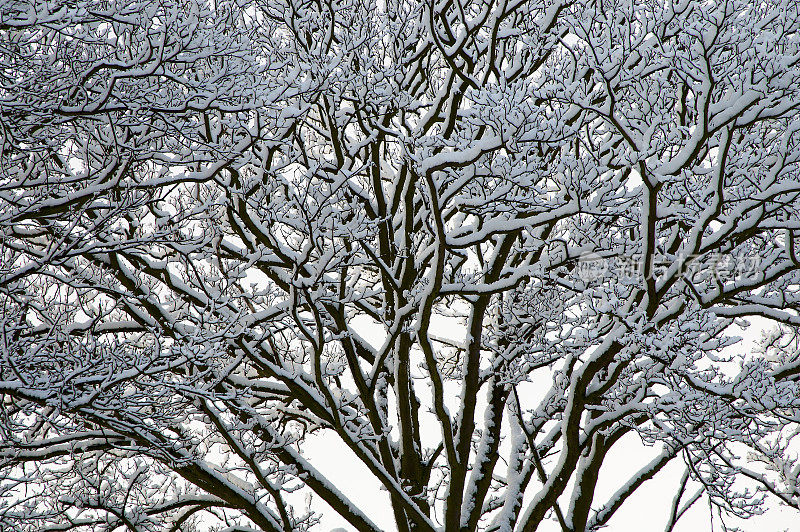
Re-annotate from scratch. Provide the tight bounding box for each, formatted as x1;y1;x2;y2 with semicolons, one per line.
3;0;800;530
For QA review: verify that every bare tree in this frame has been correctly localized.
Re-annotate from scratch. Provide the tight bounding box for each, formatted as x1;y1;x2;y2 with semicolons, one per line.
2;0;800;530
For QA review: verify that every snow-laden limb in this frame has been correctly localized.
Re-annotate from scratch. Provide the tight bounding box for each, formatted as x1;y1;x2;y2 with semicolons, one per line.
3;0;800;531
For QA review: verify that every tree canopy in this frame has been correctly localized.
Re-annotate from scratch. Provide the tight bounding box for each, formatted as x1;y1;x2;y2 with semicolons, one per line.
2;0;800;530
